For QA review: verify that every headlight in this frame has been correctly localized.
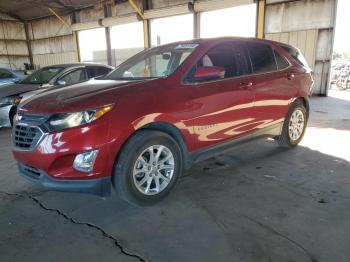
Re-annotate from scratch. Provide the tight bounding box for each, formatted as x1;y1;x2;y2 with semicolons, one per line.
0;97;14;107
47;105;114;131
0;96;22;107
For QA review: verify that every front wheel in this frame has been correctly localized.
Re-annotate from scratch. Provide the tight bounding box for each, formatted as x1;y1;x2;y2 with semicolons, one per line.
277;100;307;148
112;130;183;206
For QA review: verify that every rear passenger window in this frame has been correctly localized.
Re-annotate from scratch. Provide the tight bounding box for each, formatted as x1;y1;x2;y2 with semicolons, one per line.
234;45;251;76
247;43;277;74
87;66;111;78
274;50;289;70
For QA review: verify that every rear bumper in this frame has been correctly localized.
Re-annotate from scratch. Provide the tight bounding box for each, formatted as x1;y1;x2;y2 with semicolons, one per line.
18;162;111;197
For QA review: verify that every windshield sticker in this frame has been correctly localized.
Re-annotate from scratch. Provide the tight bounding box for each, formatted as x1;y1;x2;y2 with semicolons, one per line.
175;44;199;49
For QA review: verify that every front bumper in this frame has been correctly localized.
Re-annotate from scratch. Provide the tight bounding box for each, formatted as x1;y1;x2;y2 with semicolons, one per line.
12;118;115;178
18;162;111;197
12;116;122;197
0;105;11;128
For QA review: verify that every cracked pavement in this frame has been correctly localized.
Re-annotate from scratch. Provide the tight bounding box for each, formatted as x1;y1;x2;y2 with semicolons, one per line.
1;90;350;262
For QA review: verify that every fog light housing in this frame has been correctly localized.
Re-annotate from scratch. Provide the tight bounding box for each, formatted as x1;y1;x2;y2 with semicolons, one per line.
73;150;98;173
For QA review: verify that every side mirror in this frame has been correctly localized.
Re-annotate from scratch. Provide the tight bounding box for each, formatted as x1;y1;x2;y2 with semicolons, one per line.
193;66;226;82
162;53;171;60
40;83;53;88
57;80;66;86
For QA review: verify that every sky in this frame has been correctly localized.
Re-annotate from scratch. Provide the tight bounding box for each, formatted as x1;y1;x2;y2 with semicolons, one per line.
333;0;350;53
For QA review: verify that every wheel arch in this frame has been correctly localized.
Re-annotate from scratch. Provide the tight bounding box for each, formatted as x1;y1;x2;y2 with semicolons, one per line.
111;121;193;183
297;96;310;119
139;122;192;170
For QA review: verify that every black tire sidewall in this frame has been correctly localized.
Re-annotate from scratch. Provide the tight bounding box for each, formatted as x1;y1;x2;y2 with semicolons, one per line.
113;131;182;205
9;106;17;127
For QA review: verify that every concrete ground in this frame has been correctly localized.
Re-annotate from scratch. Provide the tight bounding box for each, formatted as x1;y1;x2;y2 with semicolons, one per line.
1;90;350;262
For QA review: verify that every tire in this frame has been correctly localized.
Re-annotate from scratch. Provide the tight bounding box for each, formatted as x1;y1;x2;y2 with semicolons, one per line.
9;106;17;127
346;78;350;90
112;130;183;206
337;79;347;90
277;100;307;148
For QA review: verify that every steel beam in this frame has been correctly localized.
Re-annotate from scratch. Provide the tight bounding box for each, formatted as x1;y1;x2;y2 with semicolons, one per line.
48;7;80;62
256;0;266;39
24;22;34;66
128;0;149;48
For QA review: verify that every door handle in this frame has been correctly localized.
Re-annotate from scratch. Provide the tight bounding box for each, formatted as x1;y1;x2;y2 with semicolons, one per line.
287;73;295;80
239;82;253;89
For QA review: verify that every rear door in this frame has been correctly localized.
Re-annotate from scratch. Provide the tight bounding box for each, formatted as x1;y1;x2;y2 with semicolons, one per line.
185;43;255;149
245;42;295;129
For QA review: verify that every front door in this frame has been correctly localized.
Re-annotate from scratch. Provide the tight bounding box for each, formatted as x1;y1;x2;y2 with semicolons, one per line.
184;43;256;149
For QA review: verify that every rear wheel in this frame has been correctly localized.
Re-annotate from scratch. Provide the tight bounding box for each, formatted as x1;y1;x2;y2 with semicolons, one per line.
277;100;307;148
112;130;183;206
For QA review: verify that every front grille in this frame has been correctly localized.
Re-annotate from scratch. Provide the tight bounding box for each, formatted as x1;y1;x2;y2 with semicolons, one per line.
13;125;43;150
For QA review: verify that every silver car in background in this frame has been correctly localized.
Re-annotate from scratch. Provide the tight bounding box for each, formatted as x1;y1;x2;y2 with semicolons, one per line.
0;63;113;127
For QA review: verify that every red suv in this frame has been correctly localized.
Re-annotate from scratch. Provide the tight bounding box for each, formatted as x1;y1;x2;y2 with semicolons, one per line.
12;38;313;205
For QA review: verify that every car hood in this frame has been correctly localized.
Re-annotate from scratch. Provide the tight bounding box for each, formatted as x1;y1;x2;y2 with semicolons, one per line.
19;79;149;114
0;83;39;99
20;88;48;103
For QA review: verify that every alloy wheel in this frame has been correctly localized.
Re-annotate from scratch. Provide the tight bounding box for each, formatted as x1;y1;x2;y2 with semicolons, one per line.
288;109;305;141
132;145;175;195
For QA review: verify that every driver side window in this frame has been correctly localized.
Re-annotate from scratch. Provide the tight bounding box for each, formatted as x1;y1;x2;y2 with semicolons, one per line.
57;69;87;86
186;43;250;83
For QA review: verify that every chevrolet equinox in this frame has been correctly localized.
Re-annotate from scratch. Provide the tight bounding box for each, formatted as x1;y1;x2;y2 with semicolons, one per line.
12;38;313;205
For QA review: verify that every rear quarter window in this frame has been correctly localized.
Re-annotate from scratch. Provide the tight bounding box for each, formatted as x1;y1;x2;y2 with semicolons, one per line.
247;43;277;74
280;45;310;68
274;49;289;70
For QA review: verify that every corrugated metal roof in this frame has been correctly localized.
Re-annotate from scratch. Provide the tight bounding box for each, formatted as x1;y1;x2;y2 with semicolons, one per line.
0;0;124;21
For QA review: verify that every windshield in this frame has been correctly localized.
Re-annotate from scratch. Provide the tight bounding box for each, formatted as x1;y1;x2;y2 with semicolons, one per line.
20;67;64;84
106;43;198;80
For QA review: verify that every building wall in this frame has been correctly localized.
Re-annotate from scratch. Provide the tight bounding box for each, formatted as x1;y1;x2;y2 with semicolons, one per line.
28;15;75;68
265;0;336;95
0;12;30;70
150;0;191;8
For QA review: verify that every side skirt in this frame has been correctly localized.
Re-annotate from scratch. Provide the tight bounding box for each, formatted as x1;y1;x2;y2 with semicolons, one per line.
186;122;283;167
